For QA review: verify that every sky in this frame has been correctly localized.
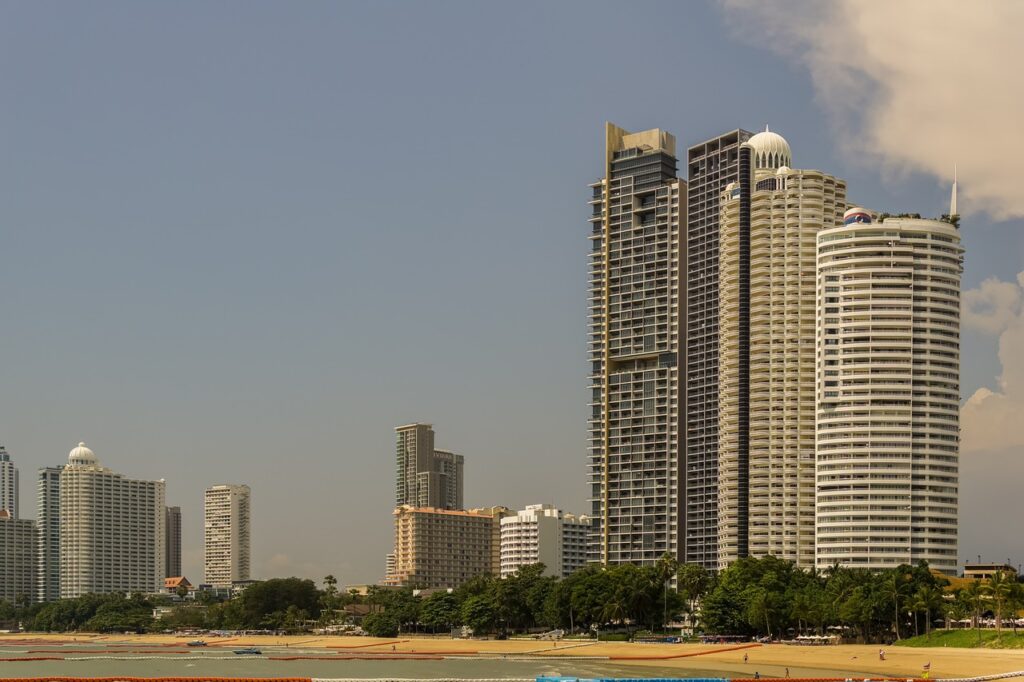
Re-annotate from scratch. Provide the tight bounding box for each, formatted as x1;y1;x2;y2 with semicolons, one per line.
2;0;1022;585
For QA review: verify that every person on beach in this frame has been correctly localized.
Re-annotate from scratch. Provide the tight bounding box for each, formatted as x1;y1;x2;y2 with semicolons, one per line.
744;652;749;664
878;649;885;661
785;668;790;678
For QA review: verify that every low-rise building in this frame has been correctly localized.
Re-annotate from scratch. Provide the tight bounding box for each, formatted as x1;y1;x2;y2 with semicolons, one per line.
963;563;1018;581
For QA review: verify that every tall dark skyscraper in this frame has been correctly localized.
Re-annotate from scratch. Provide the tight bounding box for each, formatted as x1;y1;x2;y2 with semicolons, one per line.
165;506;182;578
683;129;752;569
587;123;684;565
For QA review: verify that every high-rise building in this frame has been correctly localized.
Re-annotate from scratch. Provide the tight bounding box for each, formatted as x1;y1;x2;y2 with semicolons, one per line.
165;506;182;578
683;129;753;569
59;443;165;597
36;466;62;603
815;209;962;574
0;510;36;605
0;446;17;518
499;504;591;578
204;484;251;587
717;130;846;568
395;424;464;510
587;123;684;565
385;505;508;588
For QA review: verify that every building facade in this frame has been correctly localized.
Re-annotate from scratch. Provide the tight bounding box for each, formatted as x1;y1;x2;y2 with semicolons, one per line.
204;484;251;587
587;123;684;565
59;443;166;597
395;424;464;510
386;505;507;588
717;130;845;568
683;129;753;569
815;210;962;574
0;511;36;605
36;466;61;603
499;504;590;578
165;506;182;578
0;446;17;518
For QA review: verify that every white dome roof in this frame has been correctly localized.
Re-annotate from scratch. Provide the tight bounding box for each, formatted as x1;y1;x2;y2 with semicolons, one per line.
747;127;792;170
68;442;98;466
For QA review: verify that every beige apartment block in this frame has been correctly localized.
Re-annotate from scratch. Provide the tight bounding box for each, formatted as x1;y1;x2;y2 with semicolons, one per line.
815;211;962;574
204;484;251;587
385;505;508;589
59;443;165;597
718;129;846;569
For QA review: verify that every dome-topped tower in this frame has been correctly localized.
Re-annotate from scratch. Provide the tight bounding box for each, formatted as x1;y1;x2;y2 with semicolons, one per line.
68;442;98;467
746;126;792;170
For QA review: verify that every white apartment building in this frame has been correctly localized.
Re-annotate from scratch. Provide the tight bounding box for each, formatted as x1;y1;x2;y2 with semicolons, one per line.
0;446;17;518
0;510;36;604
499;504;590;578
717;130;846;569
815;209;962;574
59;443;166;597
36;466;61;602
204;484;251;587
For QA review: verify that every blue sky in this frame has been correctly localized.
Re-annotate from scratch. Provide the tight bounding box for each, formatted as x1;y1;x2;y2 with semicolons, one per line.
2;1;1020;583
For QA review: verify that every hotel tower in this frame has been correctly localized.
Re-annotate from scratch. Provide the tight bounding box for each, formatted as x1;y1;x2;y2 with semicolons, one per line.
717;129;846;568
815;208;962;574
587;123;684;565
59;443;166;597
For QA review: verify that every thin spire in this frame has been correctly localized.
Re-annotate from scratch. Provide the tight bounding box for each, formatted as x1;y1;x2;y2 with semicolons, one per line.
765;124;770;133
950;164;958;217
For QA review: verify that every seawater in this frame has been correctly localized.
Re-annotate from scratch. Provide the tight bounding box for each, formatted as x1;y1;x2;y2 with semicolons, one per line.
0;643;717;680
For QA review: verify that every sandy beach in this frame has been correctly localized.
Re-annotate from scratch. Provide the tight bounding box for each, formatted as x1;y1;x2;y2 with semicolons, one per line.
4;633;1024;679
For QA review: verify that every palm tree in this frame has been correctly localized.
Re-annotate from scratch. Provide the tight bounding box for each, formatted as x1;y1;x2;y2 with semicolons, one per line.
885;567;912;640
913;585;944;639
961;580;986;644
987;571;1013;631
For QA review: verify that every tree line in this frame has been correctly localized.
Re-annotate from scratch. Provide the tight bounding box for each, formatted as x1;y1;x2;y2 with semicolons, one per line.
2;557;1021;643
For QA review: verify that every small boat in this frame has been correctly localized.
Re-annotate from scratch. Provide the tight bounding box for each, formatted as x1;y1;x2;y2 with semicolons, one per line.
233;647;262;655
187;640;207;647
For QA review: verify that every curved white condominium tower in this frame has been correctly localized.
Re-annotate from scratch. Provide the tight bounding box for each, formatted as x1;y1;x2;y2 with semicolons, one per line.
718;129;846;569
815;210;962;574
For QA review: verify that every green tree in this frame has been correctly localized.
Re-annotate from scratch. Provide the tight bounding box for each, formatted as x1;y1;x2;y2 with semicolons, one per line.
460;594;497;634
987;571;1014;631
361;611;399;637
677;563;711;622
420;592;460;633
911;585;944;638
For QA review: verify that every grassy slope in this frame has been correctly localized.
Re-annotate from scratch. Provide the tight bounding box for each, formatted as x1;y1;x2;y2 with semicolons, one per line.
896;629;1024;649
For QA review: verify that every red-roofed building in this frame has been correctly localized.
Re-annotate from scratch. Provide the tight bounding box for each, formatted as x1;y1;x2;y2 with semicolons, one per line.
164;576;192;593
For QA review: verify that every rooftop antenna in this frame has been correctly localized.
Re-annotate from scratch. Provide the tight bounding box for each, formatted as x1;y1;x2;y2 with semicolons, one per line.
950;164;959;219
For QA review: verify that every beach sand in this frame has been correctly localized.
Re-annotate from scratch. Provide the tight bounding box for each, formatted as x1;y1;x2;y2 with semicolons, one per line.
4;633;1024;679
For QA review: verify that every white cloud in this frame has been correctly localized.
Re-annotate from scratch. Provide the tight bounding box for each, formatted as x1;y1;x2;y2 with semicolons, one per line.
959;272;1024;453
963;274;1024;334
721;0;1024;219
